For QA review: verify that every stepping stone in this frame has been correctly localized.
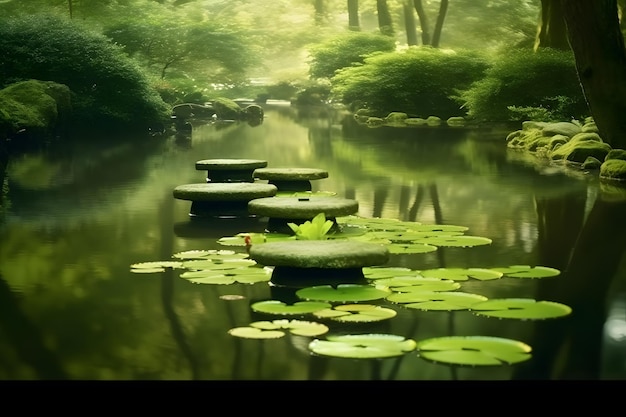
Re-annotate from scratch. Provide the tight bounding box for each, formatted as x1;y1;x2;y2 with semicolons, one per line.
247;196;358;233
249;240;390;287
195;158;268;183
173;182;277;217
253;167;329;191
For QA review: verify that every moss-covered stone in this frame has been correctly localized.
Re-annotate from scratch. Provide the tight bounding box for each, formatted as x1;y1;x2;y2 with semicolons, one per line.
541;121;581;138
582;156;602;170
405;117;428;126
447;116;466;126
548;134;569;150
366;117;385;127
550;138;612;163
605;149;626;161
600;159;626;181
211;97;243;120
385;112;408;126
248;240;390;269
248;196;358;219
569;132;603;143
172;183;277;201
0;80;71;140
195;159;268;171
253;168;329;181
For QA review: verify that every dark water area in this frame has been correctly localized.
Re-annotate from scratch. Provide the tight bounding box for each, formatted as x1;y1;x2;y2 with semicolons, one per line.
1;103;625;380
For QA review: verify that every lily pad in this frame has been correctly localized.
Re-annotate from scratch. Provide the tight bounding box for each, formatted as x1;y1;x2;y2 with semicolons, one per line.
336;216;413;231
296;284;391;303
471;298;572;320
491;265;561;279
131;261;183;270
418;267;503;281
251;300;332;315
182;258;257;270
309;334;417;359
416;336;532;366
363;267;421;280
172;249;248;260
217;232;294;246
130;267;166;274
180;267;271;284
405;224;469;233
377;276;461;292
228;319;329;339
387;291;488;311
386;243;439;254
412;235;492;247
313;304;397;322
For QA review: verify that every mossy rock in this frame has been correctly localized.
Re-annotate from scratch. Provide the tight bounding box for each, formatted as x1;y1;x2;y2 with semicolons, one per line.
248;240;390;269
569;132;603;143
405;117;428;126
506;130;522;142
522;121;547;131
605;149;626;161
447;116;466;126
426;116;442;125
548;134;569;150
211;97;243;120
254;168;329;181
366;117;385;127
582;156;602;170
385;112;408;126
195;159;268;171
248;196;358;219
173;183;277;201
600;159;626;181
550;139;612;163
582;121;599;133
541;122;582;138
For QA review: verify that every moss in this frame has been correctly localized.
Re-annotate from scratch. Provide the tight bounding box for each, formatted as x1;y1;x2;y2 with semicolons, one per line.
569;132;603;143
541;121;581;138
550;139;612;163
172;183;277;201
605;149;626;161
600;159;626;181
211;97;243;120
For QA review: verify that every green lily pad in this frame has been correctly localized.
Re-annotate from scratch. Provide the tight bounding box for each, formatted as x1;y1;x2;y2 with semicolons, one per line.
180;267;271;284
416;336;532;366
131;261;183;270
229;319;329;339
419;267;503;281
471;298;572;320
412;235;492;247
130;267;166;274
405;224;469;233
313;304;397;322
387;291;488;311
251;300;332;315
377;276;461;292
296;284;391;303
336;216;413;231
363;267;421;280
227;326;285;339
491;265;561;279
309;334;417;359
387;243;439;254
182;258;257;270
172;249;249;260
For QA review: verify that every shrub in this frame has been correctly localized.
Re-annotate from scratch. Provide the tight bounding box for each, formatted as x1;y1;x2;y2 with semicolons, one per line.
308;32;396;79
331;46;489;119
0;14;171;133
457;48;588;123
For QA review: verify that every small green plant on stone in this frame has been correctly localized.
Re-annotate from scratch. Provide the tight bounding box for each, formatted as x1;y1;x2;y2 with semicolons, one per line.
288;213;333;240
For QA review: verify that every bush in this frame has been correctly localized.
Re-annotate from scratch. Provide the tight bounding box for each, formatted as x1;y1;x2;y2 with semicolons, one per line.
0;14;171;133
457;48;588;123
331;46;489;119
308;32;397;79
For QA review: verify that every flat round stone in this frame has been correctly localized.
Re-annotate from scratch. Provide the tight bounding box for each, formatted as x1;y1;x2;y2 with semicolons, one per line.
254;168;329;181
195;159;268;171
248;197;358;218
173;183;277;201
249;240;390;269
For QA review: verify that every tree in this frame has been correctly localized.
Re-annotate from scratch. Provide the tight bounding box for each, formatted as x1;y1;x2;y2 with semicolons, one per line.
431;0;449;47
413;0;431;45
348;0;360;30
560;0;626;149
403;0;418;46
534;0;569;51
377;0;394;36
412;0;448;47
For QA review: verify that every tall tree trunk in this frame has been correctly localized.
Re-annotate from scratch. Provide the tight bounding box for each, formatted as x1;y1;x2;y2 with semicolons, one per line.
314;0;326;26
348;0;360;31
377;0;395;37
413;0;431;45
535;0;570;51
561;0;626;149
431;0;449;48
404;0;418;46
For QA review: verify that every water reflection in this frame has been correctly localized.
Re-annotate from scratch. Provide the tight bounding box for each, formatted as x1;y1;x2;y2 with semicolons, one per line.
1;104;625;379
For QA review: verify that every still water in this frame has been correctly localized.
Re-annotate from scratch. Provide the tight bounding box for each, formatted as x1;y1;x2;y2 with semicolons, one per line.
1;103;625;380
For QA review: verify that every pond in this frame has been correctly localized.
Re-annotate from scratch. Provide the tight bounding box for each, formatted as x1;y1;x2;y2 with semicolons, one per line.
1;102;625;380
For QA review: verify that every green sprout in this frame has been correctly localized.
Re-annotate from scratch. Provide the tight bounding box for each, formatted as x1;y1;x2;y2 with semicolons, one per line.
287;212;334;240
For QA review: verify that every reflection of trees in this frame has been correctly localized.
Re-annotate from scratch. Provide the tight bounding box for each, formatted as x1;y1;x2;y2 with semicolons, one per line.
0;272;67;379
513;189;626;379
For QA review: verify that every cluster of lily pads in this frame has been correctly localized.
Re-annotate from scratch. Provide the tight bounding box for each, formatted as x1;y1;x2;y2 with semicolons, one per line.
130;214;571;369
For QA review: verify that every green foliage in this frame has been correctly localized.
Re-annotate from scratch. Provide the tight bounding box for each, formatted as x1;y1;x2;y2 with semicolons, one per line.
308;31;396;79
0;14;171;133
331;46;490;119
288;212;334;240
458;48;589;123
